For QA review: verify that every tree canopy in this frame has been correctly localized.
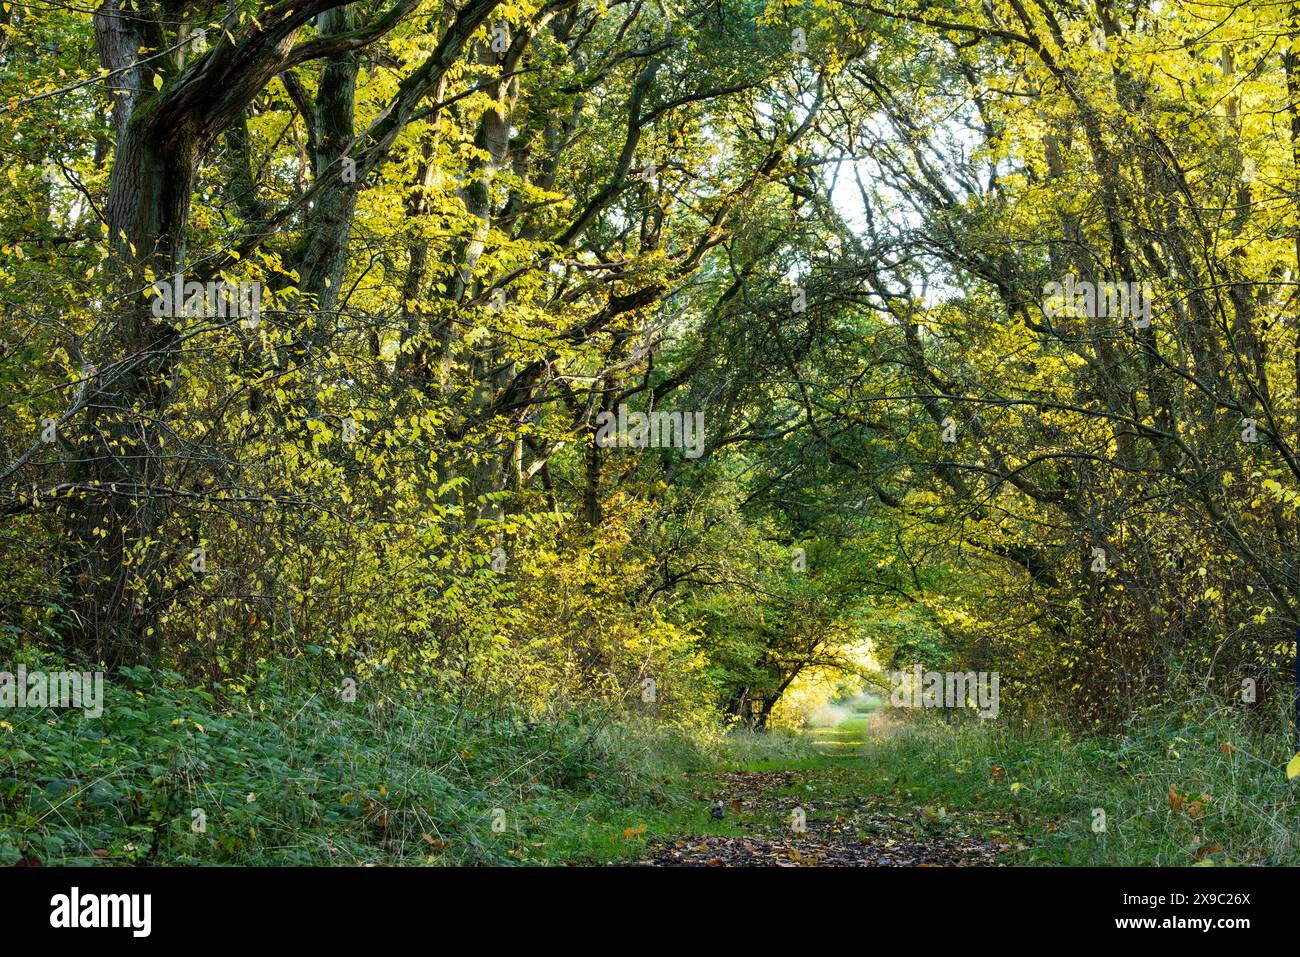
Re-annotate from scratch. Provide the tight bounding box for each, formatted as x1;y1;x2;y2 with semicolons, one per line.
2;0;1297;731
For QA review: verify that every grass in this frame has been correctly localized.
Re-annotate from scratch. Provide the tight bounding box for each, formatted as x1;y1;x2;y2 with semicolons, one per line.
778;705;1300;866
4;654;1296;866
642;701;1300;867
0;661;723;866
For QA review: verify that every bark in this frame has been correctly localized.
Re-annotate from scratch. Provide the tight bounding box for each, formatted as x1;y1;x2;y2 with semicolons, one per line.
293;7;359;320
69;0;417;662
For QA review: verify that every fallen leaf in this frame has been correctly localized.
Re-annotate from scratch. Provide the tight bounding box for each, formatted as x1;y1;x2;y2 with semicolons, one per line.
1167;785;1184;814
421;834;450;852
1194;841;1223;861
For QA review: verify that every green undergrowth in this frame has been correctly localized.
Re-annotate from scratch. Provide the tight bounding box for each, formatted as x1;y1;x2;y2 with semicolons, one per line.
831;706;1300;866
6;651;1294;867
0;657;727;866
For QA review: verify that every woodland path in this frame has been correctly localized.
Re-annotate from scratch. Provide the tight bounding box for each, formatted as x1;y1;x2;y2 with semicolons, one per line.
639;707;1016;867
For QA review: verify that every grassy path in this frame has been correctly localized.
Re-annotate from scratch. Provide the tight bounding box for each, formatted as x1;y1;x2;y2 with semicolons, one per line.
562;704;1279;867
638;704;1018;866
806;711;872;757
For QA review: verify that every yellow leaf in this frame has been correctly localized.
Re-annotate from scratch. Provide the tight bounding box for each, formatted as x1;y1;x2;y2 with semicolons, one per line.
1286;753;1300;780
152;73;163;91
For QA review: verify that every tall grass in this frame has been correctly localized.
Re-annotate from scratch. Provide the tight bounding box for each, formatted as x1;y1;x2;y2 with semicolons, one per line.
720;727;819;764
863;701;1300;865
0;661;713;866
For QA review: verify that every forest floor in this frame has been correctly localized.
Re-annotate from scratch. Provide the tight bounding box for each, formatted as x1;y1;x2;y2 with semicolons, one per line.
636;708;1026;867
9;671;1282;865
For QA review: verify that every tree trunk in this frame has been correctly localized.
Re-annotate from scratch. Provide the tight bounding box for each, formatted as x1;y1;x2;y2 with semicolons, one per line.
70;0;200;663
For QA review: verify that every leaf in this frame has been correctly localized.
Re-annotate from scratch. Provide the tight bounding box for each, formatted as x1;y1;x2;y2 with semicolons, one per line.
1167;785;1184;813
1288;753;1300;780
152;73;163;91
621;824;647;840
1194;841;1222;861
